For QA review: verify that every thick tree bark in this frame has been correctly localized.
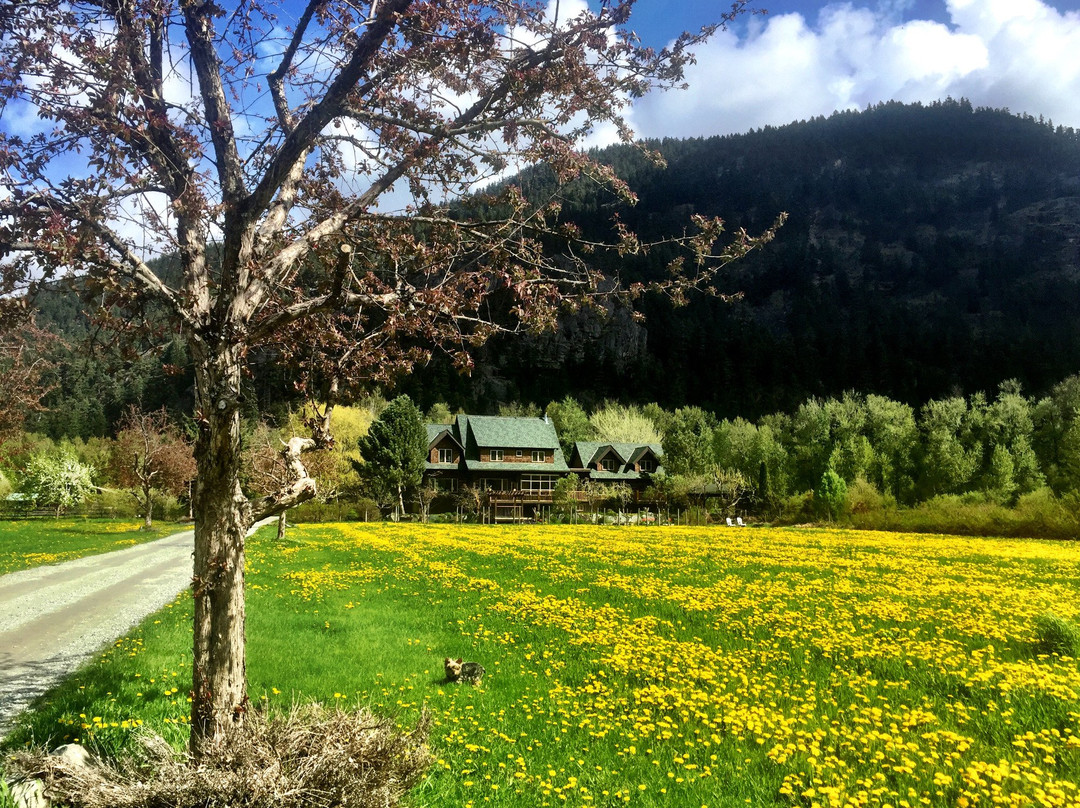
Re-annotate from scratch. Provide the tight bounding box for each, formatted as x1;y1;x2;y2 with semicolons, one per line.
189;342;253;757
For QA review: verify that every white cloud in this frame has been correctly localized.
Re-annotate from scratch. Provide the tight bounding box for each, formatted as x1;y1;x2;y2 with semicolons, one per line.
629;0;1080;138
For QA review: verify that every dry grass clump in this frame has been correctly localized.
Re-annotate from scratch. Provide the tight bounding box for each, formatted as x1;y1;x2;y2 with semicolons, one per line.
8;705;431;808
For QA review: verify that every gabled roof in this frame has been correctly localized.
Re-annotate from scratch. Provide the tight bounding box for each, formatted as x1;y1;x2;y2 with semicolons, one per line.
426;423;462;450
627;445;662;465
573;441;663;469
570;440;664;481
464;415;561;450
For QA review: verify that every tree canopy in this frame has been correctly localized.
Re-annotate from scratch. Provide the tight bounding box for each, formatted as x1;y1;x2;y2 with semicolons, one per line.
0;0;772;753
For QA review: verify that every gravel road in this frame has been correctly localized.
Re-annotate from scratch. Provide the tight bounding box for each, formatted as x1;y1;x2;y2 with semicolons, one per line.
0;528;195;737
0;520;276;738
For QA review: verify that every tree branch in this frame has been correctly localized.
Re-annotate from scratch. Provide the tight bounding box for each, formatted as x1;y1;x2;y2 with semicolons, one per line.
250;436;319;521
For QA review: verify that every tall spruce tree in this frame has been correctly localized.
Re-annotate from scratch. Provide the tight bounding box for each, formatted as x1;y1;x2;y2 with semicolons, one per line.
356;395;426;520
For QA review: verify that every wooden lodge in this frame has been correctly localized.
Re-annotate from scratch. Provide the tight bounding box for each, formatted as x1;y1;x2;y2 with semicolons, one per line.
425;415;665;521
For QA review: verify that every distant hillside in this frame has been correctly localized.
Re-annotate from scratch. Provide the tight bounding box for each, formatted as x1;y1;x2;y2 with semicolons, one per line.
29;100;1080;438
402;99;1080;417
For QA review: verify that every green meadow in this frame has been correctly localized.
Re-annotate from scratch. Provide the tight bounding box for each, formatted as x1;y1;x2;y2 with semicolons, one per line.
3;522;1080;807
0;519;182;575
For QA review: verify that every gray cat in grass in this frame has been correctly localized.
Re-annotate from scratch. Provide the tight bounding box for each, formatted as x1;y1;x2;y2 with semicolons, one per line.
444;657;485;685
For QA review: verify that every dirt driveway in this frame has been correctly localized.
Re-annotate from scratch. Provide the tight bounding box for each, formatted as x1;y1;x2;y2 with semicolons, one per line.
0;528;196;737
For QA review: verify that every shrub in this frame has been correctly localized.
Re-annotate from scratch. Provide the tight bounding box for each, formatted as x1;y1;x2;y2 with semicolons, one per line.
777;490;815;524
1032;614;1080;658
152;493;186;522
847;477;894;515
77;489;140;519
290;498;384;523
846;487;1080;539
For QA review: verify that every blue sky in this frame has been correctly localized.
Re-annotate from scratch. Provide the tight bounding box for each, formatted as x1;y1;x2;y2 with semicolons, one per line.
619;0;1080;139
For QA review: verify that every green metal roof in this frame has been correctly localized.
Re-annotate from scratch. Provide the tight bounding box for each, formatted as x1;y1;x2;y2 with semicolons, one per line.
573;442;663;469
585;471;649;482
465;461;570;473
427;424;462;447
465;415;561;450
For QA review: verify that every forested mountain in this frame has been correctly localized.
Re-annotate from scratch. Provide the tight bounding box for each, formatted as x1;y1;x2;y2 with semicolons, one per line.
28;99;1080;437
401;99;1080;419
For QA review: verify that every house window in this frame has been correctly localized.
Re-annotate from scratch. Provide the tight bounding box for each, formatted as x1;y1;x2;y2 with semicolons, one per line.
531;450;545;462
516;449;523;457
490;449;504;461
521;474;558;493
438;448;454;463
600;457;616;472
436;477;458;493
481;478;510;491
639;458;655;472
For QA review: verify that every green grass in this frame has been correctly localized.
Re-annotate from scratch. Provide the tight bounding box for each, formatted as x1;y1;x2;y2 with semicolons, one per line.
0;519;183;575
4;524;1080;808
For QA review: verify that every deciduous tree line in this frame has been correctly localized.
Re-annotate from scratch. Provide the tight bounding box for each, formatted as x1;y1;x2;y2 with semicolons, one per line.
0;406;196;525
538;376;1080;519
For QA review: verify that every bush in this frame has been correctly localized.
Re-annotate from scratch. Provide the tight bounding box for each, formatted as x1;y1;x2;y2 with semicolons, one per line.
290;498;384;523
1032;613;1080;657
777;490;815;524
846;487;1080;539
847;477;894;515
152;493;187;522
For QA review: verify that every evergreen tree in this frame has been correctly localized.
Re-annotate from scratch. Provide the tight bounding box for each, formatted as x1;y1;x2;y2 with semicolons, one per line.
356;396;427;521
815;469;848;522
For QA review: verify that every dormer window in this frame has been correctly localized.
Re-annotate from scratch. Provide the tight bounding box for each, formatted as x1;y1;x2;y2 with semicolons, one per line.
532;450;545;462
490;449;504;461
639;458;655;472
438;448;454;464
600;457;616;472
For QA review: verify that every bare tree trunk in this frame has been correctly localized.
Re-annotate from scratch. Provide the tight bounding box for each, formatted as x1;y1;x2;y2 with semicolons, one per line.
143;485;154;530
189;344;252;758
277;510;287;540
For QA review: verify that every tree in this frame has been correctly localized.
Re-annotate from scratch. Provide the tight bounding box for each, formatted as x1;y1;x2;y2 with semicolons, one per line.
864;394;917;504
1033;375;1080;494
590;403;663;444
111;405;197;529
606;481;633;520
0;0;773;754
918;397;979;497
426;402;454;425
246;419;335;538
457;484;490;522
664;406;716;476
0;317;57;449
552;474;582;522
814;469;848;522
709;466;752;517
22;447;96;518
545;396;595;457
416;481;439;523
356;395;426;520
790;399;832;492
